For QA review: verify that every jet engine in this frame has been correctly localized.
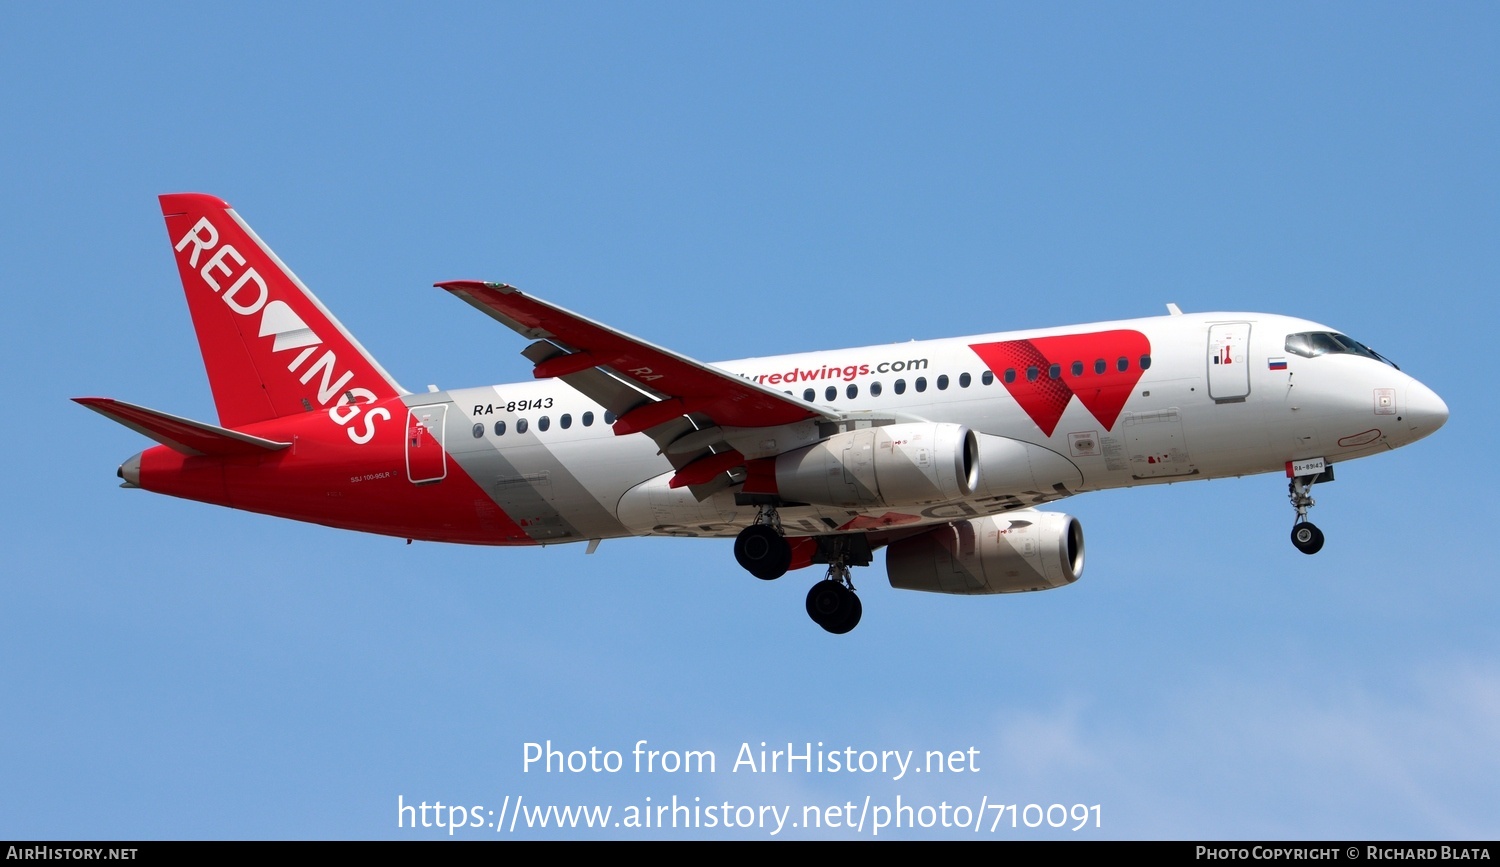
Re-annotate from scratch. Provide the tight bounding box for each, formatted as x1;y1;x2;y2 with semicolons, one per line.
885;511;1084;595
774;423;977;509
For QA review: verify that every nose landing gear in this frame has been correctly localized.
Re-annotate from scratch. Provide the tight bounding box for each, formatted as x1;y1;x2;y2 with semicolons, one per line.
1288;472;1326;555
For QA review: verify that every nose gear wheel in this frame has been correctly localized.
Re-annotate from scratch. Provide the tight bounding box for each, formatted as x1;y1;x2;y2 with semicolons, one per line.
1290;522;1324;555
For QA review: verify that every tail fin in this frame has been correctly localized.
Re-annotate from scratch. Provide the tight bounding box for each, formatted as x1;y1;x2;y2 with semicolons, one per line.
159;193;406;429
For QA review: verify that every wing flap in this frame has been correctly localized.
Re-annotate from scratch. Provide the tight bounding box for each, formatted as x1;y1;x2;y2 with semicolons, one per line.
556;367;657;420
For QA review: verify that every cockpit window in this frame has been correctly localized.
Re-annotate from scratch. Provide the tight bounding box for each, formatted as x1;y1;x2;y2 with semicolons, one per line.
1284;331;1398;369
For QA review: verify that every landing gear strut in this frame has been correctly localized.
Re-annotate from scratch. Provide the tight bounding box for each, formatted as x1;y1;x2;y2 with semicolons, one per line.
734;506;791;580
1288;474;1325;555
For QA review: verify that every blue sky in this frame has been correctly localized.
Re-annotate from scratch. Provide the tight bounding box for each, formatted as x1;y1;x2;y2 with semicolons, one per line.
2;2;1496;839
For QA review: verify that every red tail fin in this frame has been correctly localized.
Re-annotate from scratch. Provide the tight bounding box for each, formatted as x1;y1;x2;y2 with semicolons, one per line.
159;193;405;428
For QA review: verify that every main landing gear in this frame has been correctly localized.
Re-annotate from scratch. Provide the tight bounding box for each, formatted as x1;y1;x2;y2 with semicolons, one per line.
1288;473;1326;555
734;507;791;580
733;506;868;634
806;564;862;635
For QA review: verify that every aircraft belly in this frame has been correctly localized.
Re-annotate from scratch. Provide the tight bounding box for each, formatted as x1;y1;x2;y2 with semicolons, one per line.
616;473;745;537
616;472;1059;540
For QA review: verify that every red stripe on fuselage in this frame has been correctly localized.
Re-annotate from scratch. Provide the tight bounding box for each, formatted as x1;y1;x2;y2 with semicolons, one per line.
134;397;531;545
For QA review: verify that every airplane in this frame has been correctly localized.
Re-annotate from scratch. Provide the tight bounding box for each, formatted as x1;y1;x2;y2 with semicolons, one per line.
76;193;1449;634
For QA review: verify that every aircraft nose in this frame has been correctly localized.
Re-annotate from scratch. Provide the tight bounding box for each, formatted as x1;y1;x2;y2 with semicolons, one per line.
1405;381;1449;440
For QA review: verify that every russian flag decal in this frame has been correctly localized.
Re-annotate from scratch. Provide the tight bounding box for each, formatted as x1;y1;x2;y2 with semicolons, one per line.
1268;357;1287;370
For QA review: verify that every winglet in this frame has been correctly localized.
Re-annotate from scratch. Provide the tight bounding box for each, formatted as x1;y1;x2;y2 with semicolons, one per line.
73;397;291;456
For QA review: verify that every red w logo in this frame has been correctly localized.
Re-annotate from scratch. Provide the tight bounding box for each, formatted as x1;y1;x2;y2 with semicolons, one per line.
970;330;1150;436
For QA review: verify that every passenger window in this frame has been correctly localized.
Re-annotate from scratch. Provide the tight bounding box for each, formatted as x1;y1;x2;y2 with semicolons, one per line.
1095;359;1106;375
870;381;882;397
582;412;594;427
1004;369;1016;383
472;423;484;439
825;386;837;402
981;370;993;386
959;372;971;388
1026;366;1039;382
1048;364;1060;379
937;375;949;390
803;388;815;402
560;413;572;429
847;384;859;399
915;377;928;392
1071;361;1083;377
1140;354;1151;370
538;416;550;432
604;411;615;424
494;420;506;436
516;418;529;434
894;379;906;394
1117;357;1129;372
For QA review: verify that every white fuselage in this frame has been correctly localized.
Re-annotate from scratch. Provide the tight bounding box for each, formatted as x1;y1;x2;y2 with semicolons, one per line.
430;311;1445;545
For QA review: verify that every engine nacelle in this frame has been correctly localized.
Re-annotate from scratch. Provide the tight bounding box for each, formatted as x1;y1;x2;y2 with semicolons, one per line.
774;423;978;509
886;511;1084;595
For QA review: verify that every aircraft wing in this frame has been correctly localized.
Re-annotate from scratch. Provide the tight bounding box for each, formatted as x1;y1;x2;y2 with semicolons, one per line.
439;280;840;498
438;281;835;434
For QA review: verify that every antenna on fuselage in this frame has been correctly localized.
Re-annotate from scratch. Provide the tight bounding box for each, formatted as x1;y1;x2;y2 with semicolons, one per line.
1166;303;1183;315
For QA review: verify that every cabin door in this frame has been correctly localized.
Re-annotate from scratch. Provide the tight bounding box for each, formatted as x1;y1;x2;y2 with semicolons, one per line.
1207;322;1251;402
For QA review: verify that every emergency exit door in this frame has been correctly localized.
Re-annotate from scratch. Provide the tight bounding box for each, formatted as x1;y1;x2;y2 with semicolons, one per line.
405;404;448;485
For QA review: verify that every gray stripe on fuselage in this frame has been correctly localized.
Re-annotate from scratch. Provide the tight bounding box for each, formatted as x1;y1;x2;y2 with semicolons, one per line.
434;388;644;543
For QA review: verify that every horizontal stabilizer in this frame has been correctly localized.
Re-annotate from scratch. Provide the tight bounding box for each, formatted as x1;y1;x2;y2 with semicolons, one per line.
73;397;291;457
